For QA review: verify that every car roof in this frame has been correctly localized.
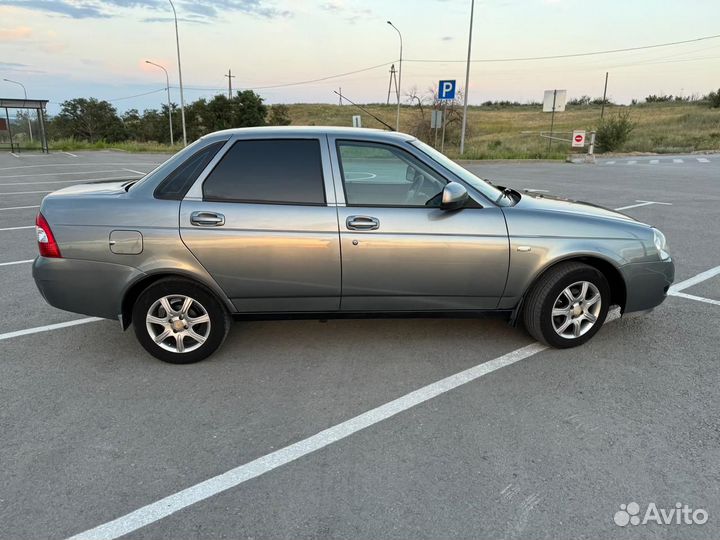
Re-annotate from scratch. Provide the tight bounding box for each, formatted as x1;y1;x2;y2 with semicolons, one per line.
208;125;416;142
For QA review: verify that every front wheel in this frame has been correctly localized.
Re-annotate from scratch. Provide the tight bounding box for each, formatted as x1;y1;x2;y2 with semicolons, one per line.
132;278;231;364
523;262;610;348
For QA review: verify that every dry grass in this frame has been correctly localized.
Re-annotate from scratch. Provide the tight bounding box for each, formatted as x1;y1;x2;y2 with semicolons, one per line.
287;101;720;159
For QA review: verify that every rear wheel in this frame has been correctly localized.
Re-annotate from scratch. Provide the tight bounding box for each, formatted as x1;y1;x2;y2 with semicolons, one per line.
132;278;231;363
523;262;610;348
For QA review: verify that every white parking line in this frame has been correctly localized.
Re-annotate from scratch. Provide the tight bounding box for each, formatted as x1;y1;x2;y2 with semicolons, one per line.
667;265;720;307
672;159;683;164
0;259;34;267
0;169;126;179
649;159;659;165
10;152;20;158
670;291;720;306
697;158;710;163
627;160;637;165
0;225;34;231
614;200;673;211
669;265;720;293
0;190;53;195
123;168;147;175
63;343;546;539
0;162;159;172
62;151;78;158
0;317;103;342
0;176;141;186
0;205;39;211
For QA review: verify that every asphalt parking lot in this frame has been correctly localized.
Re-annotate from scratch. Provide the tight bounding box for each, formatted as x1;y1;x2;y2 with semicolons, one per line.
0;150;718;540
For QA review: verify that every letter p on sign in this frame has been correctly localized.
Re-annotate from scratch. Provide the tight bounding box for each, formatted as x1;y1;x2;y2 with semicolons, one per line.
438;80;456;101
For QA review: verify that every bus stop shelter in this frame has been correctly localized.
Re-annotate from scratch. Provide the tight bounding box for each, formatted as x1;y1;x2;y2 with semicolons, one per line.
0;98;49;153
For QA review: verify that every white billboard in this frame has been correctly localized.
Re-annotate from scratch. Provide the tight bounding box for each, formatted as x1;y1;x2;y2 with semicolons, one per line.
543;90;567;112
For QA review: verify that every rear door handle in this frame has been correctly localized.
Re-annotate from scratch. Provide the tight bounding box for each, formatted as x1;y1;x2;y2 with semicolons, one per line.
346;215;379;231
190;211;225;227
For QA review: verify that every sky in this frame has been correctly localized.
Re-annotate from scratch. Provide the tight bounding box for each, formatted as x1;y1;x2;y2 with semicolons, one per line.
1;0;720;115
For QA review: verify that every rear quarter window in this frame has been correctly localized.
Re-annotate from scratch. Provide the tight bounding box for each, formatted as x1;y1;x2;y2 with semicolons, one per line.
154;141;226;200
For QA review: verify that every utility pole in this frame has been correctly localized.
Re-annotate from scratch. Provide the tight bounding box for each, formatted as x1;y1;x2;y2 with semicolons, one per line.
386;64;398;106
600;71;609;120
168;0;187;146
225;69;235;99
387;21;402;131
338;87;342;105
459;0;475;155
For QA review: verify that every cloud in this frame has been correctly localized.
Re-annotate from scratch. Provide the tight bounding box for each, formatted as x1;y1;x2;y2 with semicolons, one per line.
318;0;373;21
1;0;290;20
0;61;46;74
0;26;33;42
0;1;109;18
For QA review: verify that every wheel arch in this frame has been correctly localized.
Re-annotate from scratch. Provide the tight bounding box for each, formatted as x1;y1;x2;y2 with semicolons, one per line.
513;254;627;323
120;270;233;330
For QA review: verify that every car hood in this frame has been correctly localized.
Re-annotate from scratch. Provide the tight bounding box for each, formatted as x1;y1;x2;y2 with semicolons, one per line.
513;191;648;226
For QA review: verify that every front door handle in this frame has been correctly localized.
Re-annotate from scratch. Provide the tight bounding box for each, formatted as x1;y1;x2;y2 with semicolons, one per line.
190;211;225;227
346;215;379;231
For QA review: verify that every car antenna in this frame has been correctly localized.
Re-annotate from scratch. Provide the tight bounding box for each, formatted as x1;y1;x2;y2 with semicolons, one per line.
332;91;395;131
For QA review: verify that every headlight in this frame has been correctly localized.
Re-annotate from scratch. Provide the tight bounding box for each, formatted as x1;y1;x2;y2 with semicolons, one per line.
653;228;670;260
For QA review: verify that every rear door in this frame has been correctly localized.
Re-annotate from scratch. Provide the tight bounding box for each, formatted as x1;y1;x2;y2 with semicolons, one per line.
180;135;341;312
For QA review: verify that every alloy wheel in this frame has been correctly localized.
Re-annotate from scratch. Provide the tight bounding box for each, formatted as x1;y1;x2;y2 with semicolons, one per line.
551;281;602;339
145;294;211;353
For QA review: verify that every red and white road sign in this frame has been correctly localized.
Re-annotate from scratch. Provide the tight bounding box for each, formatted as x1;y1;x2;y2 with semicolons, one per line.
572;130;586;148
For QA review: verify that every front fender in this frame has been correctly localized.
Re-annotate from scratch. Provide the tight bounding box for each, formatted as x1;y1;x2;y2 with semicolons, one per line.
498;236;642;309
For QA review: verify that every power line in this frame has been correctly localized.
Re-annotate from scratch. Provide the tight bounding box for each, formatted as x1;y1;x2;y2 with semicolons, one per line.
405;33;720;63
175;60;395;93
107;88;167;102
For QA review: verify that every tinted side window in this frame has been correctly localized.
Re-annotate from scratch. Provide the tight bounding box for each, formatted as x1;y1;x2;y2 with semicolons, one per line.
154;141;225;200
202;139;325;205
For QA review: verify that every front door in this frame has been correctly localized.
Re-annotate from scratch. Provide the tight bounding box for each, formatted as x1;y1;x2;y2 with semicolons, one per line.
331;139;509;311
180;136;341;312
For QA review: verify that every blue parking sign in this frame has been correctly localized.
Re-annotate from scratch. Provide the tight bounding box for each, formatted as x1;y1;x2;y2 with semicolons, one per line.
438;80;456;100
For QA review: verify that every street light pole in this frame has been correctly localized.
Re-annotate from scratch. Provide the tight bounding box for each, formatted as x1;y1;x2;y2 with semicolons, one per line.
459;0;475;155
3;78;33;142
145;60;174;146
168;0;187;146
387;21;402;132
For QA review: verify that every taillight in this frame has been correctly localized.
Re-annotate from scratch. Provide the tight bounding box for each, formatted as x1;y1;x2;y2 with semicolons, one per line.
35;213;61;258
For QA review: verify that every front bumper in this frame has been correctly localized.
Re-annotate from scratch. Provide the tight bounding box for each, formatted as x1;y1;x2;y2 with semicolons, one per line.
33;256;144;320
620;258;675;313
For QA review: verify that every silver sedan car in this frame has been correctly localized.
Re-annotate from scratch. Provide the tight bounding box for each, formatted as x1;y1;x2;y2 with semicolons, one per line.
33;127;674;363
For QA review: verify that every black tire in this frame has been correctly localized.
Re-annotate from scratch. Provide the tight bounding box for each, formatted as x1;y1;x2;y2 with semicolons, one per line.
132;278;231;364
523;262;610;348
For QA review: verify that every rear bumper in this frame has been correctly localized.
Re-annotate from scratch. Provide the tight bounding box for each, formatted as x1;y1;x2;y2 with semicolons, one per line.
33;256;144;320
620;258;675;313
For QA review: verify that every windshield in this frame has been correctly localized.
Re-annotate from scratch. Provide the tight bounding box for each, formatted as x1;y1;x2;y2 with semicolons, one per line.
411;140;510;205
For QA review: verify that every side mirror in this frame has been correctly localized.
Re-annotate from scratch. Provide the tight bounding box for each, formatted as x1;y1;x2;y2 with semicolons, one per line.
440;182;468;211
406;165;416;182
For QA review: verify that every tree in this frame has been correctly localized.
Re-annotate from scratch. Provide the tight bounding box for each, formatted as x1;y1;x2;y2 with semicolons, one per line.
267;104;291;126
596;110;635;152
51;98;126;142
707;89;720;108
